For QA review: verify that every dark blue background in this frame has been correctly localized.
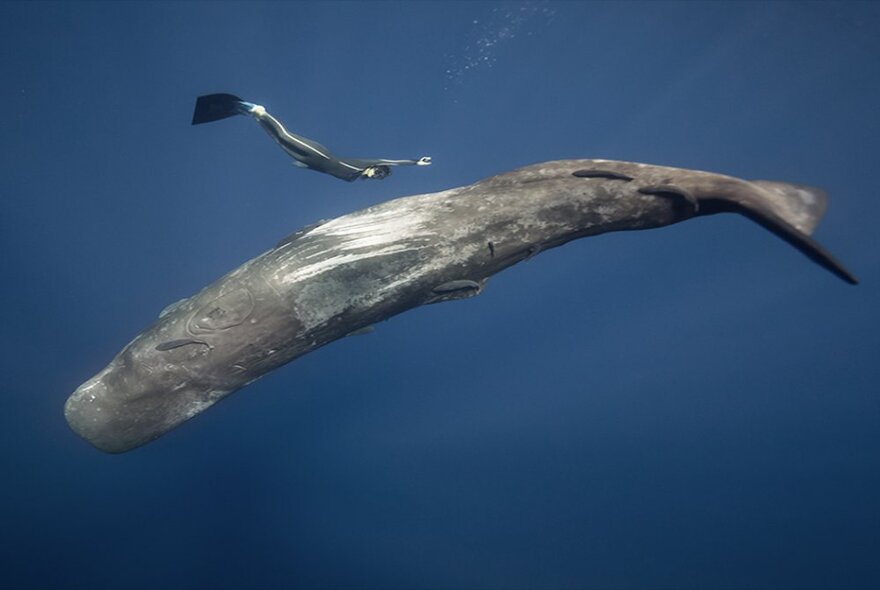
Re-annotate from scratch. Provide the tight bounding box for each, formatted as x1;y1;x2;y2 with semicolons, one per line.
2;2;878;588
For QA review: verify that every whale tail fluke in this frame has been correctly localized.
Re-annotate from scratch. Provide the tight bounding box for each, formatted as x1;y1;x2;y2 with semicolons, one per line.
747;180;829;236
191;93;249;125
699;180;857;285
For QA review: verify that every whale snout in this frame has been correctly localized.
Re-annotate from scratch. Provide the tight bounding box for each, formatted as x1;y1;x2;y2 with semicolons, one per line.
64;355;181;453
64;375;134;453
65;354;229;453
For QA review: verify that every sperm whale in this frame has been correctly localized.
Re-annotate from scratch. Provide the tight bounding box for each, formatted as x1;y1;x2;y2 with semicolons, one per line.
64;160;856;453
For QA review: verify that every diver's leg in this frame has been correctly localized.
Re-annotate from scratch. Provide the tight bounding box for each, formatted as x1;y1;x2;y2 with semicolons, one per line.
198;97;361;179
237;101;266;117
242;108;340;168
246;109;312;163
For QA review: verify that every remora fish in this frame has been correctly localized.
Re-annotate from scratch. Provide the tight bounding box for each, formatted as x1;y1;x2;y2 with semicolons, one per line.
64;160;856;453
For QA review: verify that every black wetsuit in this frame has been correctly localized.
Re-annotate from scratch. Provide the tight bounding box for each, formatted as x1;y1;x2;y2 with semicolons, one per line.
192;93;430;182
254;111;373;181
252;109;428;182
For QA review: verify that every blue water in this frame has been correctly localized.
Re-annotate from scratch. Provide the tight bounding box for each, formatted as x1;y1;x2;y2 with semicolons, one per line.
2;2;879;588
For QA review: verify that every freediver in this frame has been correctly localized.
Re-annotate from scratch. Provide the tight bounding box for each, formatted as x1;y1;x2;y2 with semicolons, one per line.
191;93;432;182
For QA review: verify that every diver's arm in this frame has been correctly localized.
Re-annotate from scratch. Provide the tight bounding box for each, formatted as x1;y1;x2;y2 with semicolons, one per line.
368;156;432;167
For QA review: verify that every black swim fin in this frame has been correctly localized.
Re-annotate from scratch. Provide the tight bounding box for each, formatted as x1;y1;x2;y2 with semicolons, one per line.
191;93;247;125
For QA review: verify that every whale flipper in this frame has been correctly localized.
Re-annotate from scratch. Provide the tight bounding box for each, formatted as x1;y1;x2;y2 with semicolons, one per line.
698;185;857;285
159;298;188;318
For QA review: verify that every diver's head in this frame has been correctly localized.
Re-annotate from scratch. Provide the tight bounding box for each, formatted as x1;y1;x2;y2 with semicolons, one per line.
362;165;391;180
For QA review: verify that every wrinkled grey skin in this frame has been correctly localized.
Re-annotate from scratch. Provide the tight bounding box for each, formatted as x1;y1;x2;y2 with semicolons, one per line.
64;160;856;453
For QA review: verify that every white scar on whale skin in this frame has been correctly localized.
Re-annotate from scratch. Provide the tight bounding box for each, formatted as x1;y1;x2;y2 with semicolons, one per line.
277;191;475;288
312;205;435;248
276;245;419;285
